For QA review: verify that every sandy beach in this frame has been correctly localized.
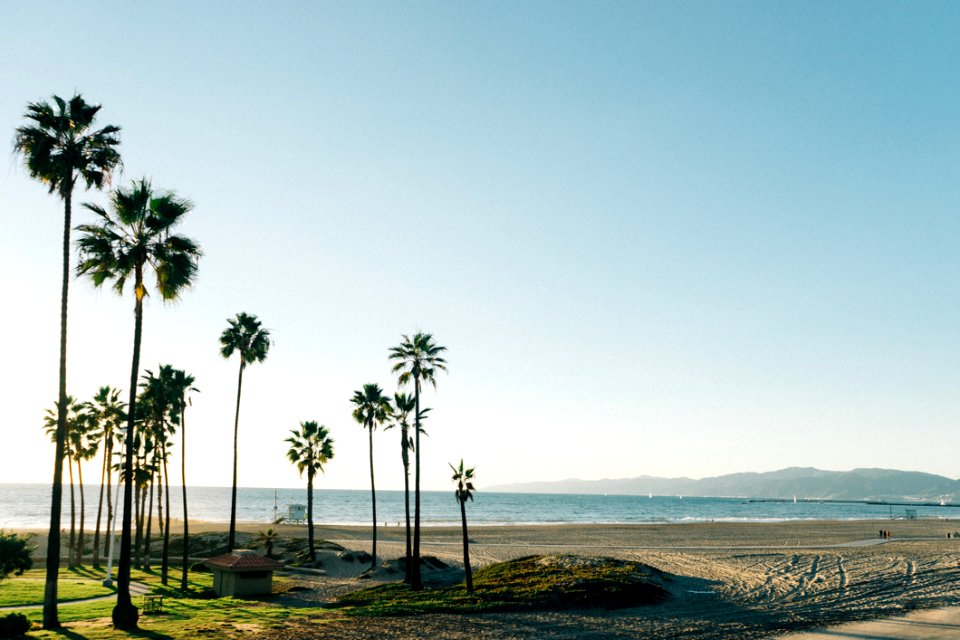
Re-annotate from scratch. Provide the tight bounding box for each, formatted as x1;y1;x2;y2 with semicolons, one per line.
16;517;960;638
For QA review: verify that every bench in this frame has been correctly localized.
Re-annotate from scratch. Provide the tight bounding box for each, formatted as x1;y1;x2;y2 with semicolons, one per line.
142;594;163;614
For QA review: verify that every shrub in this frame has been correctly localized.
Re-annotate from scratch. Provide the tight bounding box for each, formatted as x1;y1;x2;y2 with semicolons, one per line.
0;612;30;638
0;532;32;580
190;561;211;573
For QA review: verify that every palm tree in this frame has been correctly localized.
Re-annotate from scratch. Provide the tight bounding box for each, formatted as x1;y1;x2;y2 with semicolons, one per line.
389;333;447;589
350;384;392;573
168;368;197;591
76;179;200;630
450;460;476;592
285;421;334;562
71;416;101;568
133;441;156;569
140;366;177;584
133;384;161;572
86;387;125;569
384;392;429;582
130;408;151;569
43;397;84;568
254;528;279;558
219;312;271;551
14;94;121;630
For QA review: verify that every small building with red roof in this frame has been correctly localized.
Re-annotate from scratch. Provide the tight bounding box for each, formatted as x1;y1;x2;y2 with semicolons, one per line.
205;550;284;597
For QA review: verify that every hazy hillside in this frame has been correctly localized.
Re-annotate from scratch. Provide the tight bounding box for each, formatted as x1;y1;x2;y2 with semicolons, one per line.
487;467;960;502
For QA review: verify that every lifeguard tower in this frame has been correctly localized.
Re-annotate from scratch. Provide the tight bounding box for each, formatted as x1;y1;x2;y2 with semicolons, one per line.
287;504;307;524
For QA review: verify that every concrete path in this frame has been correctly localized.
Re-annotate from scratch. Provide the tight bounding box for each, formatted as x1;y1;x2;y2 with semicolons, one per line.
782;607;960;640
0;581;150;611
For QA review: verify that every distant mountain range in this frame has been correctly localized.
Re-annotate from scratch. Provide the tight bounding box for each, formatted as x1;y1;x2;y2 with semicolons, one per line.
487;467;960;502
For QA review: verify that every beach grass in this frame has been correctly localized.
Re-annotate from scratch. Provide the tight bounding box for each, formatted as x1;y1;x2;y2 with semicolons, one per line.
335;555;670;616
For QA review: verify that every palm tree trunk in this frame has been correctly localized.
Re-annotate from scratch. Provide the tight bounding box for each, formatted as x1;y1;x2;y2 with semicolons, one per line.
93;448;108;567
460;499;473;592
138;478;148;567
180;399;189;591
134;468;142;569
307;470;315;562
77;459;86;566
103;440;117;566
144;471;154;570
43;177;73;630
113;285;143;630
68;455;76;569
402;430;412;583
105;438;113;564
157;459;164;543
229;361;244;551
411;380;423;590
161;443;172;585
369;425;377;573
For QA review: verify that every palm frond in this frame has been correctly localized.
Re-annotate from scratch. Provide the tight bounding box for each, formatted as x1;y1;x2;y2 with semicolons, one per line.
13;94;121;198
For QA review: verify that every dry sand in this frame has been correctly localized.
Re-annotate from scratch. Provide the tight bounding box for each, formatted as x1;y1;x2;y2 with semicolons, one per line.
18;518;960;638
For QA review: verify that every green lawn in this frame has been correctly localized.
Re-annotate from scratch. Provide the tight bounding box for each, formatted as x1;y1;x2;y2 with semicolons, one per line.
18;597;336;639
2;565;330;639
0;567;113;607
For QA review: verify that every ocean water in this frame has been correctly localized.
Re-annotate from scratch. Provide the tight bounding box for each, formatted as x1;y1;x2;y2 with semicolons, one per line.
1;483;958;530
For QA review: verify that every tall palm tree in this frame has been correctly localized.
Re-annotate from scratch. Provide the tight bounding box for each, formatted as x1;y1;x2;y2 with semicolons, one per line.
76;179;200;629
219;312;271;551
285;421;334;562
135;375;161;571
140;366;177;584
168;368;197;591
14;94;121;630
133;448;157;569
350;384;392;573
389;333;447;589
43;397;85;568
450;460;476;593
86;387;125;569
131;408;151;569
71;416;101;568
384;392;430;582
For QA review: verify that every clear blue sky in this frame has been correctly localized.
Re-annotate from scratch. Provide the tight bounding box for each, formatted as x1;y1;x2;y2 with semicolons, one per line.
1;1;958;491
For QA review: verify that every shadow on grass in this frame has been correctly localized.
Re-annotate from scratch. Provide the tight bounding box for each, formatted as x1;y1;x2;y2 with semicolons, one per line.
45;627;174;640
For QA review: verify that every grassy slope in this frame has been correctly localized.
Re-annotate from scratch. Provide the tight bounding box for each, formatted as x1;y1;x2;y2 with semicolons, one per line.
336;555;670;616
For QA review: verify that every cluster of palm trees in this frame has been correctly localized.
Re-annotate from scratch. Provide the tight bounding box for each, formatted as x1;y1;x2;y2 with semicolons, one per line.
283;331;458;591
280;332;481;596
42;391;115;569
15;91;473;632
342;334;446;587
42;371;199;585
41;390;122;570
15;93;201;630
132;365;198;591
